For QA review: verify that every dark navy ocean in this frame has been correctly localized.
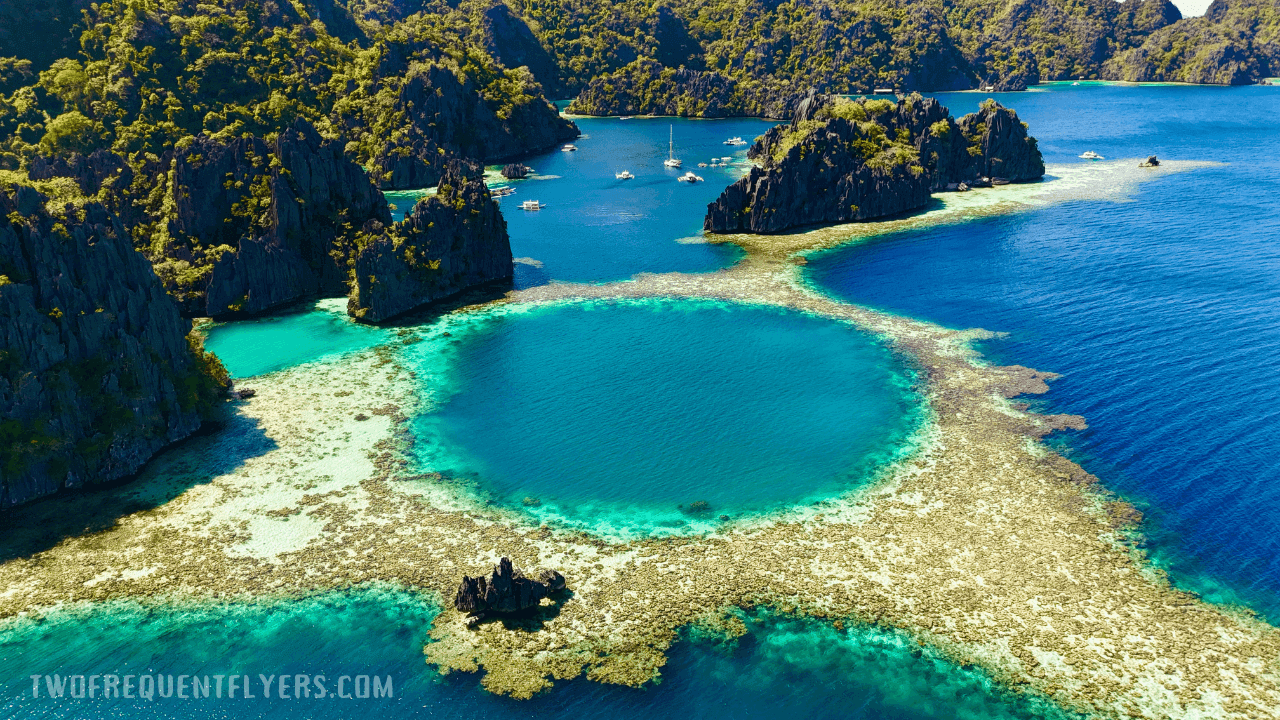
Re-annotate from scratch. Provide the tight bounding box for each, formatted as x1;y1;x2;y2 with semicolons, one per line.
810;83;1280;621
4;83;1278;718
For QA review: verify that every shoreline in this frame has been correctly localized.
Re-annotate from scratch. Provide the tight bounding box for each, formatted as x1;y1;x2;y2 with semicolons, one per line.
0;159;1276;718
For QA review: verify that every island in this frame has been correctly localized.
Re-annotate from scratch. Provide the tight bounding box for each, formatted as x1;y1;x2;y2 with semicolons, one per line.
704;93;1044;234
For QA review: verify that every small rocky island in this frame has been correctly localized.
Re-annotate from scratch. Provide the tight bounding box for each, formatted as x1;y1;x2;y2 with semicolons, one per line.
704;92;1045;234
455;557;567;626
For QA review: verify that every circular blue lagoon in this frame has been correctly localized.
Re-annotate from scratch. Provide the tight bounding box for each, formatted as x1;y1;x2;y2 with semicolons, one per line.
409;300;922;530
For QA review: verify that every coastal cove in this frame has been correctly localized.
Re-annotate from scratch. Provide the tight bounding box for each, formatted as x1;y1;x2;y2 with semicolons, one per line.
1;85;1279;720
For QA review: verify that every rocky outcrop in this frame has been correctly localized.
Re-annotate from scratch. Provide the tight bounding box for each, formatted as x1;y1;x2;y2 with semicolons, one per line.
348;161;513;323
944;100;1046;186
28;149;133;195
0;185;227;507
159;119;390;317
705;134;932;234
369;64;579;190
501;163;532;179
705;93;1043;234
454;557;567;619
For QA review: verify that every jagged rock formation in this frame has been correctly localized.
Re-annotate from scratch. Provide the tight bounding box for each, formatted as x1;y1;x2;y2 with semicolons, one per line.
22;121;515;325
1103;0;1279;84
368;64;579;190
28;150;133;195
501;163;531;179
151;120;391;317
454;557;567;618
0;184;227;507
348;161;513;323
705;93;1044;234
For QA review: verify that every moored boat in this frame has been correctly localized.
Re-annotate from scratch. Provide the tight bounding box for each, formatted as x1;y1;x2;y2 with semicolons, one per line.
664;125;682;167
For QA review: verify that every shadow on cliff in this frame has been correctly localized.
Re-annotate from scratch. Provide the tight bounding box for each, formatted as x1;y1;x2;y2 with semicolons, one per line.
372;278;515;328
0;406;274;563
770;196;953;238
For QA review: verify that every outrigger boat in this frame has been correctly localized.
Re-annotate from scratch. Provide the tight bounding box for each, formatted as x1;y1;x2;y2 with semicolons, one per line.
520;200;544;210
615;170;634;180
677;171;703;183
561;144;578;152
723;136;747;146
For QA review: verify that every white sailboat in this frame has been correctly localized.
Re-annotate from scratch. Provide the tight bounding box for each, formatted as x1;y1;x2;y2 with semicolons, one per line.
664;125;682;168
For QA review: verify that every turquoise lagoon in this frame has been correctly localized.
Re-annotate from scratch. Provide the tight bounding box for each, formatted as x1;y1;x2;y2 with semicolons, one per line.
203;298;390;379
0;588;1077;720
407;299;921;531
9;85;1280;718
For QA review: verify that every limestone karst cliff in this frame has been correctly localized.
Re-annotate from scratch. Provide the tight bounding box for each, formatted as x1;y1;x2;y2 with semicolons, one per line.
367;64;579;190
349;161;513;323
0;184;228;507
125;120;392;318
1103;0;1280;84
704;93;1044;234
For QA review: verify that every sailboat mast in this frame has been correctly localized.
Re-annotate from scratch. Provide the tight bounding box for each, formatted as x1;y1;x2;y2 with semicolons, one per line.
669;125;673;160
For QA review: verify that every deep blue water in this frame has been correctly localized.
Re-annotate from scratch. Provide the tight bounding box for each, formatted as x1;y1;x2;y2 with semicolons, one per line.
809;83;1280;619
481;117;772;287
409;300;920;530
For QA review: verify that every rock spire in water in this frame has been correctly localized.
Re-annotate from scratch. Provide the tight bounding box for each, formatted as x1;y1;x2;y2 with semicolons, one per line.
454;557;567;621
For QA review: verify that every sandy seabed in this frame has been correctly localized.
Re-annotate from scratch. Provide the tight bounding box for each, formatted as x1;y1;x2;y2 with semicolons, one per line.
2;160;1277;719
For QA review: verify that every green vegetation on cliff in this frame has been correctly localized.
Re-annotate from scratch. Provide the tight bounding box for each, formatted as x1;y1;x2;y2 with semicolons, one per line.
705;92;1044;233
1104;0;1280;84
0;0;573;176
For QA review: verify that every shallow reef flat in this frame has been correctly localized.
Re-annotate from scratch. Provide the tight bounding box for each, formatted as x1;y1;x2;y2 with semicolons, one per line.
0;159;1275;720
